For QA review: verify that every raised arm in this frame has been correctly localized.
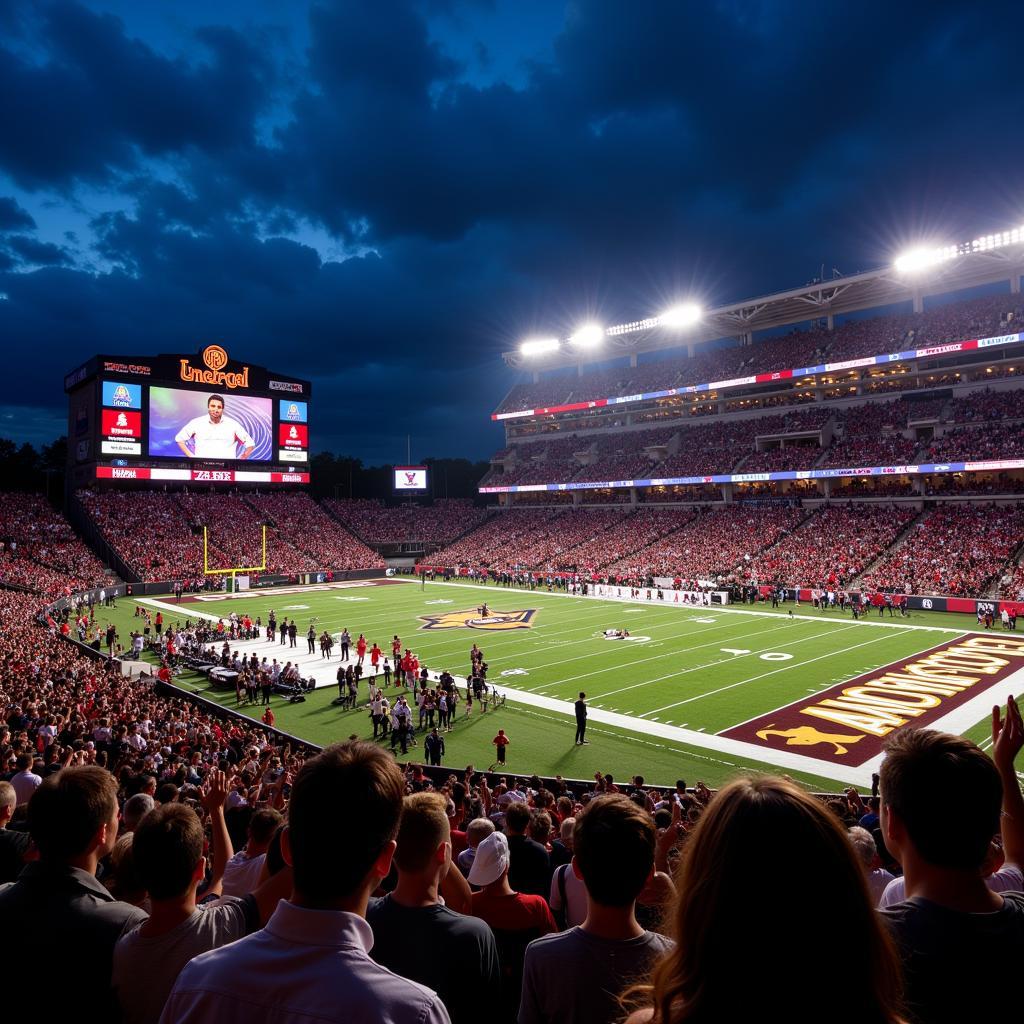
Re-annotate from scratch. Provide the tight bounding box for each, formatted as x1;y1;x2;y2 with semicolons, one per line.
200;769;233;896
992;694;1024;869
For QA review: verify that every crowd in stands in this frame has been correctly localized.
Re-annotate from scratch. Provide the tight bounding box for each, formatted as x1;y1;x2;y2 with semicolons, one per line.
79;490;383;581
325;499;493;546
496;293;1024;415
0;493;113;599
949;388;1024;423
922;423;1024;464
247;493;384;569
740;444;823;474
860;503;1024;596
745;504;919;589
6;578;1022;1023
604;506;806;580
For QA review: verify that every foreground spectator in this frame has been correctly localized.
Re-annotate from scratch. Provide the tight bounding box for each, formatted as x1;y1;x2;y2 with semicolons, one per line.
368;793;500;1024
469;831;557;1017
0;767;148;1018
163;741;450;1023
847;826;894;906
624;777;902;1024
221;807;282;896
520;795;675;1024
880;704;1024;1024
113;771;293;1024
505;801;550;896
0;779;31;883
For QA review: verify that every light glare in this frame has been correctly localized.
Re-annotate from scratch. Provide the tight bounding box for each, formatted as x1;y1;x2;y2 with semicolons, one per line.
659;302;702;328
569;323;605;347
519;337;560;356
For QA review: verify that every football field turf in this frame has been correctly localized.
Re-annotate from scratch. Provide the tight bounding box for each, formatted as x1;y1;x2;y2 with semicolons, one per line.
103;578;1024;791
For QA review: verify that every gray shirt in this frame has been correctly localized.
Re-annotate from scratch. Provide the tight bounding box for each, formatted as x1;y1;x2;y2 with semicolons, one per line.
113;894;257;1024
518;926;674;1024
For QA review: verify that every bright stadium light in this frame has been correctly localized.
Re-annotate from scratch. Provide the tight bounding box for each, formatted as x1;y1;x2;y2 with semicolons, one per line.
519;337;561;357
658;302;702;328
893;246;954;274
569;323;605;348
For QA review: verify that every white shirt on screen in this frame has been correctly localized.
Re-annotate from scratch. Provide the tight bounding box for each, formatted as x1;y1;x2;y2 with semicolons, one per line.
174;415;255;459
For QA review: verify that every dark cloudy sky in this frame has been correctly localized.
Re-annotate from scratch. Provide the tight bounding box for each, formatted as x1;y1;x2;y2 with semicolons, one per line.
1;1;1022;463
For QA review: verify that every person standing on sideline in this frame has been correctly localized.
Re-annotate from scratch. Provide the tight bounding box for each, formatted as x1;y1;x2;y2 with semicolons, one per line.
340;628;351;662
307;624;316;655
492;729;509;768
575;693;588;745
425;728;445;767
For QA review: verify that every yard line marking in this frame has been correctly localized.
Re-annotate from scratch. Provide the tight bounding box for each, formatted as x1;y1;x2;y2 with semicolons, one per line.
640;631;897;718
590;622;863;702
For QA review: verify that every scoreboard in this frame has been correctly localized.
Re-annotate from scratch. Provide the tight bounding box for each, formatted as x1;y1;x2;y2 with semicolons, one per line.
65;346;312;486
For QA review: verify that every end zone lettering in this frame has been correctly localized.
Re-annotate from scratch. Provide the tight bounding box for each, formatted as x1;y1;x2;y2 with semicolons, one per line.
721;634;1024;765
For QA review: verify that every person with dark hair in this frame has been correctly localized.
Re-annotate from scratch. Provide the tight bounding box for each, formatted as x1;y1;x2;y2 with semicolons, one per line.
520;795;675;1024
0;767;148;1018
505;801;550;897
623;776;903;1024
113;772;292;1024
367;793;498;1024
880;702;1024;1024
163;741;450;1023
221;807;282;897
574;692;588;745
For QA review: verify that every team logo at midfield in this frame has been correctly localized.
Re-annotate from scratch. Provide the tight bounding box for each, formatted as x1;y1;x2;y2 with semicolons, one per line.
418;608;538;631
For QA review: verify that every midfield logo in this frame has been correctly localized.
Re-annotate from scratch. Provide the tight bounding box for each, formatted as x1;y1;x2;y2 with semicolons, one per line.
418;608;538;631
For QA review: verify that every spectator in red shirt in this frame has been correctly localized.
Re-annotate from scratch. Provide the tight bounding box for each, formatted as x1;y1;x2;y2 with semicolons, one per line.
492;729;509;767
261;708;275;728
469;830;556;1017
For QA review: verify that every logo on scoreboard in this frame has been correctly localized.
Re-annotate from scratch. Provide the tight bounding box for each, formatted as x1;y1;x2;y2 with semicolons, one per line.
102;381;143;409
418;608;538;631
179;346;250;389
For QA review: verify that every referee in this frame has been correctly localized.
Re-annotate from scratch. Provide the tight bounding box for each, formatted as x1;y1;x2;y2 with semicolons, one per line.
574;691;589;745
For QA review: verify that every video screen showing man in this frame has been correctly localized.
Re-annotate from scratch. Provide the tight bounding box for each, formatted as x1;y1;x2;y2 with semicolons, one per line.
175;395;256;460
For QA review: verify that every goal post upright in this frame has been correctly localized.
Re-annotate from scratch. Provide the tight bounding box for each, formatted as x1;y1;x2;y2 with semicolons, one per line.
203;524;267;593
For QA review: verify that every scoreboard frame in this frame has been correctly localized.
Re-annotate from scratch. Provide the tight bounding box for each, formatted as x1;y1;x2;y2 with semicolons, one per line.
65;346;313;487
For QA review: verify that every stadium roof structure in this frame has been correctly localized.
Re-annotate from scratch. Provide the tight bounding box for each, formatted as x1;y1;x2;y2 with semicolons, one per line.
502;233;1024;371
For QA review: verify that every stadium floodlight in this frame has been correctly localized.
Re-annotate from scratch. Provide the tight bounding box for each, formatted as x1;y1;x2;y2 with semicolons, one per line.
658;302;702;328
519;337;561;357
893;246;954;274
569;323;605;348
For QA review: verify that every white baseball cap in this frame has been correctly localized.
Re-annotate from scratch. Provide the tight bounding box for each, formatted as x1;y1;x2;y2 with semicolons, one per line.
467;830;510;886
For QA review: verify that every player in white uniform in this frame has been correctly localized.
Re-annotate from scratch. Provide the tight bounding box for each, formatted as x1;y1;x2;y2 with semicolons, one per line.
175;394;255;459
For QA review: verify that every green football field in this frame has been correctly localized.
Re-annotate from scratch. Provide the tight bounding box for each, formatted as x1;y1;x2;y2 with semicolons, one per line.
96;578;1023;792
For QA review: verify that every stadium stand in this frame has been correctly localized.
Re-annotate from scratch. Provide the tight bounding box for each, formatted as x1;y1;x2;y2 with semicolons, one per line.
324;498;493;546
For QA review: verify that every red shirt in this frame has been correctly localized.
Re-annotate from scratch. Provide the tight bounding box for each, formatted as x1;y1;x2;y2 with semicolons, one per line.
470;889;556;934
357;638;367;654
370;645;382;664
493;734;509;749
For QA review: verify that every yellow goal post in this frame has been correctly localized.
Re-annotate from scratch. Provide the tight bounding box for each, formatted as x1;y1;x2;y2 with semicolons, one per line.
203;524;267;593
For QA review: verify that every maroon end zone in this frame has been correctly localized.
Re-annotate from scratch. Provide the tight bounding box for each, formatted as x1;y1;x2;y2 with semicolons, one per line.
721;633;1024;766
174;577;405;604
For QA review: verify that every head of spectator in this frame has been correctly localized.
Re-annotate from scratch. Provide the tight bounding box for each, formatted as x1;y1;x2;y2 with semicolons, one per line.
0;780;15;828
284;740;404;912
390;792;451;903
132;802;205;904
880;728;1003;898
245;808;283;856
504;801;531;836
467;830;510;891
105;832;148;908
528;810;552;847
627;776;901;1024
122;792;155;833
28;765;120;872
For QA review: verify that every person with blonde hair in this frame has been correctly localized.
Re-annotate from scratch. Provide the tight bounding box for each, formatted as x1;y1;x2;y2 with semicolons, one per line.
625;776;903;1024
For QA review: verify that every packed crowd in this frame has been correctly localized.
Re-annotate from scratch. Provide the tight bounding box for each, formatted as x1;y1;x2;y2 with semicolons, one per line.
324;499;493;546
496;293;1024;415
922;423;1024;464
78;490;383;581
0;493;113;599
6;618;1021;1024
604;506;806;580
744;504;919;589
949;388;1024;423
860;503;1024;596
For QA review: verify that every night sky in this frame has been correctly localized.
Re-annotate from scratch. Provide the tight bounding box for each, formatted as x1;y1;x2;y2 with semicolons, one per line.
1;1;1022;463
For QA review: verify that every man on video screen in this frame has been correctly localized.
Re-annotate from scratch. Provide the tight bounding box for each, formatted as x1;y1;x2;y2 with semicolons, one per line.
175;394;255;459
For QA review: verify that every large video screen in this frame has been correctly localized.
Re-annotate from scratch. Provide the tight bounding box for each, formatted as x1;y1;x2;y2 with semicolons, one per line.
394;465;428;491
148;387;273;461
